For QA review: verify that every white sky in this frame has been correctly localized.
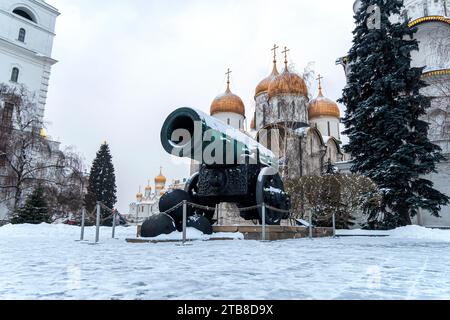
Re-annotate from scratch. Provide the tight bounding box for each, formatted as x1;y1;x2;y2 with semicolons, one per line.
44;0;356;214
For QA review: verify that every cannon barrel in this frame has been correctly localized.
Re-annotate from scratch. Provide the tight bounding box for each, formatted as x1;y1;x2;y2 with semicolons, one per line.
161;107;278;168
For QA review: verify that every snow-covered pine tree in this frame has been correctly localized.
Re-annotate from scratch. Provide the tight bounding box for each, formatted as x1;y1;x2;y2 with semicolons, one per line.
340;0;449;228
84;142;117;223
11;185;51;224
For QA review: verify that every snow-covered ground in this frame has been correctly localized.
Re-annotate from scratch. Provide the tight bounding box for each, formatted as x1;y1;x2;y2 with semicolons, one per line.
1;224;450;300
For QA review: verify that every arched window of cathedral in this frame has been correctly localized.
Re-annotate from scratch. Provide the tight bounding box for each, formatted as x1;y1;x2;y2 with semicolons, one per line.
18;28;26;42
423;0;429;16
10;67;19;83
327;122;331;136
239;120;241;129
1;103;14;131
227;119;230;125
12;8;37;23
337;123;341;140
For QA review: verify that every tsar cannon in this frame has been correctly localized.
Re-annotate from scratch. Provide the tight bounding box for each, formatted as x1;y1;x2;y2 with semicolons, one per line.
152;107;291;234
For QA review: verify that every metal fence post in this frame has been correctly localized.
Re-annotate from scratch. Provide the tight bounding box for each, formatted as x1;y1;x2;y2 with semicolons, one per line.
182;200;187;244
332;212;336;238
262;203;266;241
309;210;313;239
112;209;116;239
215;204;219;226
80;207;86;241
95;202;101;243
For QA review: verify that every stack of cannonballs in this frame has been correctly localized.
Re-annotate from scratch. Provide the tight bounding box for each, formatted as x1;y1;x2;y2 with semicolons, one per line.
140;190;213;238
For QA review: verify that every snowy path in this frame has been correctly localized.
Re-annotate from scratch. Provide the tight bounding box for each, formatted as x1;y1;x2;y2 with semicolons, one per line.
1;224;450;300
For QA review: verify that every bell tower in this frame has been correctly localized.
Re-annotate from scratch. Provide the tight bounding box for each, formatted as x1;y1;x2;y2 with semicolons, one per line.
0;0;60;125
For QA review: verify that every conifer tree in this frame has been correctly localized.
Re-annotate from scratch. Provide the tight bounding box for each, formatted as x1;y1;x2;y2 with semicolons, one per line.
11;185;51;224
84;143;117;222
340;0;449;228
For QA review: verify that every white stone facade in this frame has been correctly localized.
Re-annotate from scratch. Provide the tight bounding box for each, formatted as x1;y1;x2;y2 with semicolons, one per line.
0;0;59;124
211;111;245;131
310;116;341;142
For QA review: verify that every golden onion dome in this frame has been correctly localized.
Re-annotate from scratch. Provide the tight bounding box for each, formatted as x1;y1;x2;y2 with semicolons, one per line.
210;71;245;117
145;185;152;191
268;68;308;98
136;192;143;200
308;86;340;120
39;128;47;139
255;63;279;97
155;167;166;184
210;86;245;117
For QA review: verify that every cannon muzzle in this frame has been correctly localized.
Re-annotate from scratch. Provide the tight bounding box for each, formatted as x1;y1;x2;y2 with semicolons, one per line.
161;107;278;168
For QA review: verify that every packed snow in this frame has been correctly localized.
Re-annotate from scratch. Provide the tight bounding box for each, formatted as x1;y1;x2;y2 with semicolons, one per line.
1;223;450;300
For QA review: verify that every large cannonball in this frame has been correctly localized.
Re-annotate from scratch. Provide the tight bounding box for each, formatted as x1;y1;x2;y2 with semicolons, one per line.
159;189;193;230
187;214;213;235
141;213;176;238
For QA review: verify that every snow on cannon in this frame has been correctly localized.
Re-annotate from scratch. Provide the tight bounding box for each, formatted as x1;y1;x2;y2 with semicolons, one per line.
140;107;291;238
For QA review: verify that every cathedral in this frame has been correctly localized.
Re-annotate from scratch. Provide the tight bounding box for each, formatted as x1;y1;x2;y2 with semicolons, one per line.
190;46;345;180
128;168;188;222
251;46;345;178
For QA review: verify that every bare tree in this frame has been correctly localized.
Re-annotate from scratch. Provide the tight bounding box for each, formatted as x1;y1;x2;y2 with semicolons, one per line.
0;84;85;220
285;174;381;229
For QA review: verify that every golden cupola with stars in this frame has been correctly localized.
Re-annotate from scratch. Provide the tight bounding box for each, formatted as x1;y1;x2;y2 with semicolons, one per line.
210;69;246;130
268;47;308;98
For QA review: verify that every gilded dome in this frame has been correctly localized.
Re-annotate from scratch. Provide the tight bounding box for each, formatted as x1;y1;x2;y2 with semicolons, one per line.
308;89;340;119
136;192;143;200
39;128;47;139
155;168;166;184
268;69;308;98
255;63;279;97
210;85;245;117
145;185;152;191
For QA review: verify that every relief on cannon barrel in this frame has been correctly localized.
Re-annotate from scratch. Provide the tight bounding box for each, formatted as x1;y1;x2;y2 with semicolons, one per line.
147;107;291;236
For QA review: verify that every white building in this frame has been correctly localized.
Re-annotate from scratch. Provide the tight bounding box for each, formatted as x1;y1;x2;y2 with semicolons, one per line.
339;0;450;227
128;168;188;223
0;0;59;124
0;0;59;220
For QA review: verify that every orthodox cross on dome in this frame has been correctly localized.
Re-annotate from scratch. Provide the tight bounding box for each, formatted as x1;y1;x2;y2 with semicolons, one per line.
282;46;290;69
225;68;232;91
316;74;324;96
271;44;279;63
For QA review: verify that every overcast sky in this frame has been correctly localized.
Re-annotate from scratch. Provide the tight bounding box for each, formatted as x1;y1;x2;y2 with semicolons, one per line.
44;0;356;214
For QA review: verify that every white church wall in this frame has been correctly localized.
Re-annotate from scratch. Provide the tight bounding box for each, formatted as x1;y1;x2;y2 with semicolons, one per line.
0;0;58;124
411;22;450;73
0;0;58;57
310;116;341;141
268;94;309;127
419;160;450;227
354;0;449;20
212;112;245;130
255;92;269;131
